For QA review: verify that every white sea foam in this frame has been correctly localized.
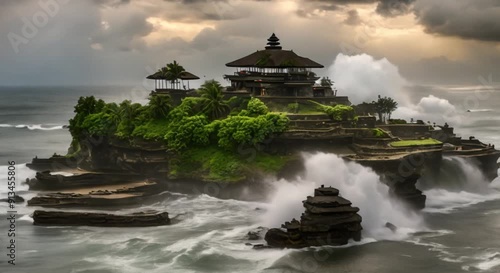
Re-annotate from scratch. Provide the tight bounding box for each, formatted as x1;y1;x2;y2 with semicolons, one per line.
467;109;493;113
19;214;34;223
262;152;425;242
462;252;500;271
0;163;35;195
423;157;500;213
51;171;75;176
0;124;65;131
474;252;500;271
329;53;461;125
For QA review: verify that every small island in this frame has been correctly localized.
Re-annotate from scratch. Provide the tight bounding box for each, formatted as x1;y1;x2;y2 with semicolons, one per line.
25;34;500;232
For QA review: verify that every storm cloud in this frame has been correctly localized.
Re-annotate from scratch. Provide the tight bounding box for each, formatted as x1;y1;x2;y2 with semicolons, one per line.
0;0;498;86
414;0;500;42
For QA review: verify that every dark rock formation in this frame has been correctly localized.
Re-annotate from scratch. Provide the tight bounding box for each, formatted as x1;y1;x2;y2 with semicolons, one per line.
264;186;362;248
385;222;397;232
26;155;78;172
33;210;170;227
247;226;268;240
0;195;24;203
28;171;144;190
390;173;426;210
345;151;437;210
27;180;159;208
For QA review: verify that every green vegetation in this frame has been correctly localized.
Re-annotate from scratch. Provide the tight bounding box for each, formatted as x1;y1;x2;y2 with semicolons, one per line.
155;60;186;89
68;81;290;181
287;103;299;113
132;119;171;141
213;112;288;150
197;80;231;120
169;146;290;182
372;128;389;138
390;138;442;147
308;100;355;121
245;97;269;116
374;95;398;123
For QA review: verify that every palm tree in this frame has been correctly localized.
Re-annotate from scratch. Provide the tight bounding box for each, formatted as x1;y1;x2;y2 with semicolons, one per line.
103;102;121;127
166;60;185;89
197;80;230;120
374;95;398;123
148;95;172;119
155;66;170;89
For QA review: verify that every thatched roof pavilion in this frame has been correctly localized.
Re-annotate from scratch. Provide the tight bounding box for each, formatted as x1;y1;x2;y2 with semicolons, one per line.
146;71;200;81
146;67;200;91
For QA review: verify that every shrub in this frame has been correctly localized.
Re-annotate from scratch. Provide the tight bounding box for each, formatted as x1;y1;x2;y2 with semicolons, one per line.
287;103;299;113
215;113;288;149
372;128;388;138
81;112;115;136
132;119;170;141
247;98;269;116
309;101;355;121
164;115;210;150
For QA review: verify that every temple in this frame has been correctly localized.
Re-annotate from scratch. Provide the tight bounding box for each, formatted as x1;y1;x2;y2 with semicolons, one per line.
225;33;332;97
145;34;350;106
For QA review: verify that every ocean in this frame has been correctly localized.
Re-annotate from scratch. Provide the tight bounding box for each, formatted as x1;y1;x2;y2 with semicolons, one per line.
0;85;500;273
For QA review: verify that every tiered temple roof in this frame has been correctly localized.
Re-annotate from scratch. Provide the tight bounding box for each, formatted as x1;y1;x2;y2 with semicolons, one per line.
225;33;323;68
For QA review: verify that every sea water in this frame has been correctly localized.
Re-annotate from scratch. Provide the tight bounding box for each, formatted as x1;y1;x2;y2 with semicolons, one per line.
0;86;500;272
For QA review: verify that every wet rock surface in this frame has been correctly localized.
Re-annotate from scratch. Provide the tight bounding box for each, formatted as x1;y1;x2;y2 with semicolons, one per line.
247;226;268;240
28;171;144;190
27;180;159;208
390;173;426;210
265;185;362;248
33;210;170;227
26;156;78;172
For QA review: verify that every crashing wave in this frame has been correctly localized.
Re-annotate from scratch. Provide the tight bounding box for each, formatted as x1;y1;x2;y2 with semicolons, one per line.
0;124;67;131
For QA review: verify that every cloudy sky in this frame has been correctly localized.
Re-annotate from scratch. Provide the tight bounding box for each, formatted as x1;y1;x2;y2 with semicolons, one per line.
1;0;499;87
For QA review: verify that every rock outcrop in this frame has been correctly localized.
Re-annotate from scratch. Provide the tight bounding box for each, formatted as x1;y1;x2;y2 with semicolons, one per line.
28;171;144;190
26;155;78;172
33;210;170;227
265;186;362;248
28;180;159;207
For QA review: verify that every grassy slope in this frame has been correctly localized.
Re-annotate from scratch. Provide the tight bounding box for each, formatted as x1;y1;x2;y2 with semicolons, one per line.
168;146;290;183
390;138;442;147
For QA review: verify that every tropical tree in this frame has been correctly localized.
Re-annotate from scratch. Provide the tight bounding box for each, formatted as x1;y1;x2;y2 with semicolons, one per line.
156;66;170;89
116;100;145;137
166;60;185;89
373;95;398;123
103;103;121;125
68;96;105;138
197;80;231;120
148;95;172;119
